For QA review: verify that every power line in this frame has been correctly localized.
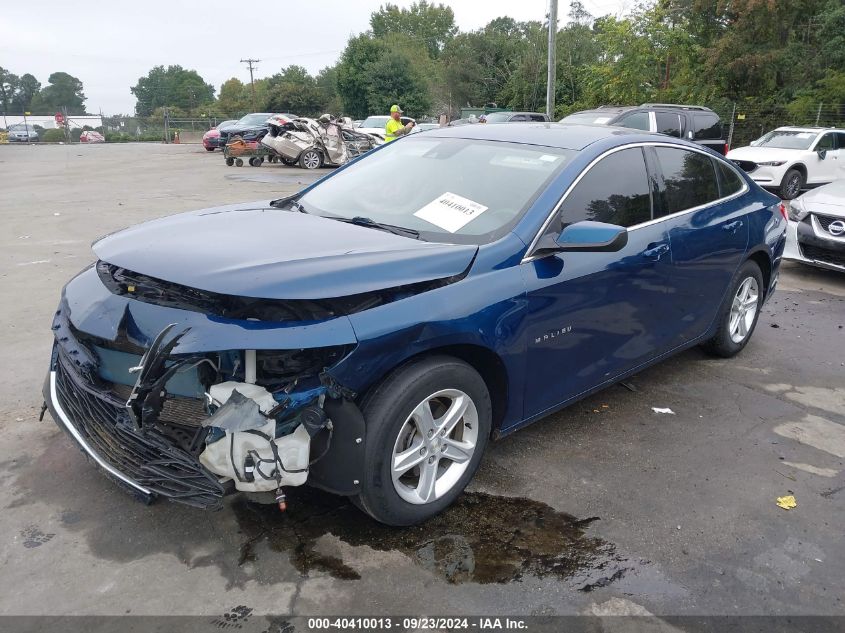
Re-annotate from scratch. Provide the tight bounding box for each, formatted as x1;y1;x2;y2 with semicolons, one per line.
240;58;260;111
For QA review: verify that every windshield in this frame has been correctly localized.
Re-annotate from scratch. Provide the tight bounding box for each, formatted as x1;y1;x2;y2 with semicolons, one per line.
755;130;818;150
297;136;575;244
361;116;389;128
484;112;513;123
236;114;272;126
559;112;614;125
9;124;35;131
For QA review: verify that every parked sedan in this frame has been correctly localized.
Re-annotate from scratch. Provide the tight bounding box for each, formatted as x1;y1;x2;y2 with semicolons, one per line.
43;124;785;526
79;130;105;143
483;111;550;123
7;123;39;142
218;113;288;146
202;120;238;151
785;181;845;272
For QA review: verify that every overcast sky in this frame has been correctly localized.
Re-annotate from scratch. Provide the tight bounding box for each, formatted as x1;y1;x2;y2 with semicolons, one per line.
0;0;629;114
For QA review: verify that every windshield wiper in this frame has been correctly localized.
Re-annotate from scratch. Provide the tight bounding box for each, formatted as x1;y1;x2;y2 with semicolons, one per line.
334;216;420;239
270;196;307;213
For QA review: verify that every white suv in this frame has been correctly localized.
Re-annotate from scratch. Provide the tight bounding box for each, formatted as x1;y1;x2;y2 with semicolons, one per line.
726;127;845;199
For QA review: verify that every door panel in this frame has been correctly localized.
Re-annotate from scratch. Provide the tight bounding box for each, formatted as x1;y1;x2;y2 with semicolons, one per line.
520;147;675;419
648;147;749;347
521;225;675;419
809;133;838;184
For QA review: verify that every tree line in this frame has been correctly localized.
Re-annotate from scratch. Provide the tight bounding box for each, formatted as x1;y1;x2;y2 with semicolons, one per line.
6;1;845;124
0;68;86;114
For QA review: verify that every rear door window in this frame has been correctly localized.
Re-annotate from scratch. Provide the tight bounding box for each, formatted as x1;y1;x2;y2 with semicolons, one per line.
693;114;722;140
655;112;682;137
836;132;845;149
654;147;720;216
529;114;548;122
615;111;650;131
509;114;528;122
557;148;652;229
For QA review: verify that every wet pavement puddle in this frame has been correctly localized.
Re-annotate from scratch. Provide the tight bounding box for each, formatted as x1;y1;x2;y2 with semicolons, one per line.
232;489;629;588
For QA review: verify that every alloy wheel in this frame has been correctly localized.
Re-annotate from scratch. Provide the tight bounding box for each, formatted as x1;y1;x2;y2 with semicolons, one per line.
302;151;320;169
786;174;801;198
729;277;759;344
391;389;479;505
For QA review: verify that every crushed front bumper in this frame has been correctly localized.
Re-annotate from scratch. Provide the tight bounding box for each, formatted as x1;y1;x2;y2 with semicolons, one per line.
44;348;225;508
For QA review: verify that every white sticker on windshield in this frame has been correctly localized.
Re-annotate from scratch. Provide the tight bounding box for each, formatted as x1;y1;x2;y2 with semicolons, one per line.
593;117;612;124
414;192;489;233
539;154;559;162
797;133;814;138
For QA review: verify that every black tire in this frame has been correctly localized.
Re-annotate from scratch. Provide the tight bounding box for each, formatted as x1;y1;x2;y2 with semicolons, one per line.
235;158;243;167
281;157;297;166
299;149;323;170
225;157;234;166
701;260;764;358
205;146;215;152
779;168;803;200
354;356;492;526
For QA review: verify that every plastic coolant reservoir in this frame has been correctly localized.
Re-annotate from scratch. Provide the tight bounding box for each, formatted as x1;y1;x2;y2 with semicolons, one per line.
208;381;278;414
200;420;311;492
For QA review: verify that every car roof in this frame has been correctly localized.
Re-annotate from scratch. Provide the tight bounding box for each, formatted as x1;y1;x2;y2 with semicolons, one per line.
424;122;660;150
568;107;635;116
775;126;835;133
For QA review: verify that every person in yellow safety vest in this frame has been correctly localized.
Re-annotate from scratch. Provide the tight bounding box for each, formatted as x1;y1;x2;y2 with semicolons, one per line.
385;104;415;142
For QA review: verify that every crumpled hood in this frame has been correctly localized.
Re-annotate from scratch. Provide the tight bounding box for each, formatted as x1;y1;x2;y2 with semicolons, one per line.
727;146;807;162
801;180;845;211
93;201;478;300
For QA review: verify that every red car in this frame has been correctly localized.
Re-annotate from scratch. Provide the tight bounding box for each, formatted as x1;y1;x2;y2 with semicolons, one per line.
79;130;105;143
203;120;238;151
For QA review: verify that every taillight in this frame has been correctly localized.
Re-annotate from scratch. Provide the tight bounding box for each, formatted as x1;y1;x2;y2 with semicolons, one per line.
724;143;729;154
779;203;788;221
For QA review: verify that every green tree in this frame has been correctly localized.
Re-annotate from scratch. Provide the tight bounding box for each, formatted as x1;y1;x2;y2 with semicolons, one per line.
131;65;214;116
30;72;86;114
12;74;41;112
0;67;19;112
370;1;457;58
337;34;388;118
265;65;327;116
365;46;432;116
217;77;255;116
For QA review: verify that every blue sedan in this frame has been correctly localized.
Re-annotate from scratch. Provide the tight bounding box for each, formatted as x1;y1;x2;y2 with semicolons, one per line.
44;124;787;525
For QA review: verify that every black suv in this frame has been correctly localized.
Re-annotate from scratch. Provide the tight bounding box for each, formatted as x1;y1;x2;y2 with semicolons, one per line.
560;104;727;154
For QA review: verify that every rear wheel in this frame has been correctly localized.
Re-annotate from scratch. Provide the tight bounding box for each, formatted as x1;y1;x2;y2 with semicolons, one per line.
701;260;764;358
225;157;234;166
299;149;322;170
779;168;803;200
355;356;491;526
235;158;243;167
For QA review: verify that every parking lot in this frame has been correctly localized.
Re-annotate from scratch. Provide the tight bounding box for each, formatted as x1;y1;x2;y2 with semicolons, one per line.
0;143;843;622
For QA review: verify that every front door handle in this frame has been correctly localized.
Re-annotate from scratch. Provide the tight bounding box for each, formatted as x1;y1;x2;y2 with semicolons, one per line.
643;243;670;260
723;220;743;233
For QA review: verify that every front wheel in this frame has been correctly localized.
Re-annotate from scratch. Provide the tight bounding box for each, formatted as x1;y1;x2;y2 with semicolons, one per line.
355;356;492;526
701;260;764;358
779;168;803;200
205;146;215;152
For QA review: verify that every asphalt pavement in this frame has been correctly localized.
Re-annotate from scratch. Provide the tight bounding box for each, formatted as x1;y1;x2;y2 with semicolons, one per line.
0;143;842;624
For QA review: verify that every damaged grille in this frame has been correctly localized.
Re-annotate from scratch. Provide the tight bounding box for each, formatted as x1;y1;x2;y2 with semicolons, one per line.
54;350;225;509
96;260;462;321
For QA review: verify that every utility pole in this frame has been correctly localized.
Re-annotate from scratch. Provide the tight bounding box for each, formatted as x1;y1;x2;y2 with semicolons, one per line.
545;0;558;119
240;58;260;111
815;102;823;126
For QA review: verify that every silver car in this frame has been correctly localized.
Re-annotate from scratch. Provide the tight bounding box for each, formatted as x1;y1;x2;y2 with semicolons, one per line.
7;123;39;142
785;180;845;272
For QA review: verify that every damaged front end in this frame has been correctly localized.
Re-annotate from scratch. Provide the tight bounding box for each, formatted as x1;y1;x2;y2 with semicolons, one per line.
44;266;367;511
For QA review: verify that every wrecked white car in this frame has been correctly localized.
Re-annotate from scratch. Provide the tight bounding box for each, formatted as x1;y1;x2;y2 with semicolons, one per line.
261;115;382;169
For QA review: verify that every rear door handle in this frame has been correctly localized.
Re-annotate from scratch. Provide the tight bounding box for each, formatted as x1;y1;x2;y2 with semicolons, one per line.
643;243;670;260
723;220;743;233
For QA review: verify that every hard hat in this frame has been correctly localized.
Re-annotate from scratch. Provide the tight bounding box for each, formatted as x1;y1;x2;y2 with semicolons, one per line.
390;105;403;113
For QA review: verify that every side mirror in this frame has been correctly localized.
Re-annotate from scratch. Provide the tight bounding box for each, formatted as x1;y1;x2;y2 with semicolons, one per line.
534;220;629;256
818;149;827;160
749;139;759;146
